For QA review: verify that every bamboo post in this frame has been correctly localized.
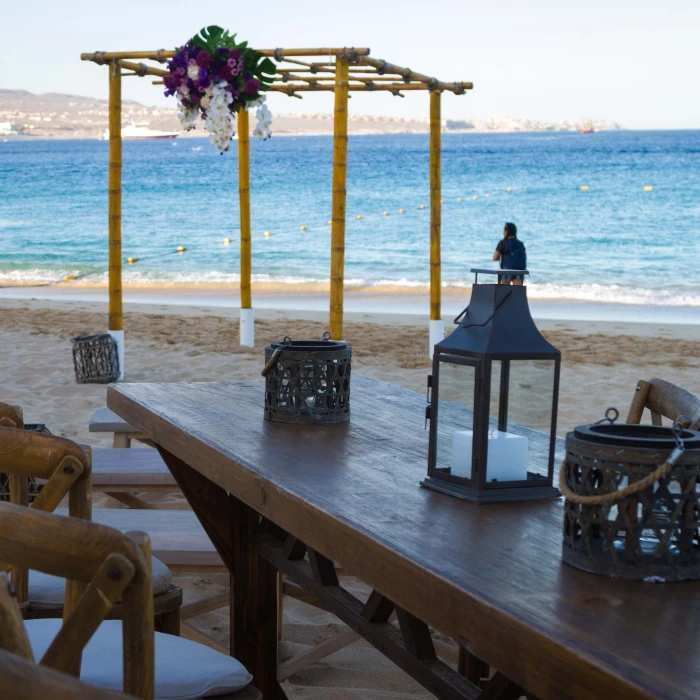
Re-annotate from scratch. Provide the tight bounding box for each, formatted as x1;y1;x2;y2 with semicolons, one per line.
108;61;124;378
238;107;254;347
329;58;349;340
428;90;443;357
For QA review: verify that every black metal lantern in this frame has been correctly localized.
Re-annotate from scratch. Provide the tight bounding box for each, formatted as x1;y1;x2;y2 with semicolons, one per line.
422;269;561;503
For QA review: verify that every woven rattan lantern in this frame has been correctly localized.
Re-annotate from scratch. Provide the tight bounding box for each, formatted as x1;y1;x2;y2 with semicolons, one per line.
422;269;561;503
561;419;700;581
262;334;351;424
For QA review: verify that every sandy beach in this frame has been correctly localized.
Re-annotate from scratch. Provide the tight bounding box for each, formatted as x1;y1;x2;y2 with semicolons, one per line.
2;292;699;698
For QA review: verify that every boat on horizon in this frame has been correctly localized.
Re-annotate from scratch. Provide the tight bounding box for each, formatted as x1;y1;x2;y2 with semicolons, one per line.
100;125;179;141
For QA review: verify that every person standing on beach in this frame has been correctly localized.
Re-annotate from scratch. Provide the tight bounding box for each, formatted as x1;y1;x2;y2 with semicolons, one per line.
493;222;526;285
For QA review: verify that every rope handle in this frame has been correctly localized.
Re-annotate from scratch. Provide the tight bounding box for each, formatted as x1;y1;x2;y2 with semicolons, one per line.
260;332;332;377
559;454;680;506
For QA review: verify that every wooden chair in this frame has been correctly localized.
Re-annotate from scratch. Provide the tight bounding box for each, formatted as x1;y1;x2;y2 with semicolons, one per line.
626;378;700;428
0;424;182;634
0;645;137;699
0;507;261;699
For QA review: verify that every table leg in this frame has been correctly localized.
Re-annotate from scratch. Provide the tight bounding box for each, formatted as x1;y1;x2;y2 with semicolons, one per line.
232;497;285;699
156;448;286;698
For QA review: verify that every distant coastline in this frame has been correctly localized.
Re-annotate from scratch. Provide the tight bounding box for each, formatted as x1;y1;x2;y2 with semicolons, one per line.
0;88;622;140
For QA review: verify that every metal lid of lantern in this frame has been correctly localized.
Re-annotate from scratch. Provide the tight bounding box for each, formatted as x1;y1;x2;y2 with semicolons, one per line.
436;269;559;360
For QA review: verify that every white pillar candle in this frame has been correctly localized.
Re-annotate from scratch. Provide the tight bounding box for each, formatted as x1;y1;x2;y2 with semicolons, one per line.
451;428;529;482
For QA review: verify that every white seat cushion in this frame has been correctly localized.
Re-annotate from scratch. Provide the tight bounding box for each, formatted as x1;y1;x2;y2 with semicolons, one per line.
27;619;252;699
29;556;172;609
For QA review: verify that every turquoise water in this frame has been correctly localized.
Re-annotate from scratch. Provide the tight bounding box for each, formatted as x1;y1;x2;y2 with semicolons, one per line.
1;131;699;306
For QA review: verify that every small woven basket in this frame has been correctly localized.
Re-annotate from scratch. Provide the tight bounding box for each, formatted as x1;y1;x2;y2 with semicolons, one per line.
263;335;351;424
71;334;120;385
562;422;700;581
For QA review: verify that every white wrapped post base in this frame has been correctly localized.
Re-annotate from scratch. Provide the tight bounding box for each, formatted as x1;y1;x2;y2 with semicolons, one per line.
451;429;528;482
108;330;124;381
240;308;254;347
429;319;445;358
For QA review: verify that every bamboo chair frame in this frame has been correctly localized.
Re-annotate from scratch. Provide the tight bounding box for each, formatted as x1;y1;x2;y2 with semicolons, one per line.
81;45;473;350
0;503;155;698
626;378;700;429
0;425;93;611
0;415;182;633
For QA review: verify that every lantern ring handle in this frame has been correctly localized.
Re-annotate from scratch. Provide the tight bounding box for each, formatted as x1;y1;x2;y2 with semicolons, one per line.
594;407;619;425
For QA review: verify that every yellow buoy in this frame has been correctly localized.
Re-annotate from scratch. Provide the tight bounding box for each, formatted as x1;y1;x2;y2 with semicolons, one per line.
64;275;76;281
507;188;511;192
486;194;490;198
419;204;425;209
127;257;138;264
264;231;271;238
581;186;589;191
223;237;232;244
177;246;186;253
440;199;444;205
300;225;307;231
383;211;389;216
328;220;332;225
457;197;463;202
356;215;363;220
472;196;478;201
399;208;405;213
644;185;653;191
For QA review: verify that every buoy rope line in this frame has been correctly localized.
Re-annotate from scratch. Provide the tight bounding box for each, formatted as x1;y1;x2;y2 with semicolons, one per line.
0;247;187;289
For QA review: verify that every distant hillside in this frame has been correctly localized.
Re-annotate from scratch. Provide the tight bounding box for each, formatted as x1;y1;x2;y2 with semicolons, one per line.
0;89;622;139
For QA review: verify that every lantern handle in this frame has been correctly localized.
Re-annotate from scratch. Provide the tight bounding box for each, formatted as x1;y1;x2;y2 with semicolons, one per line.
560;419;687;506
261;337;293;377
453;290;513;327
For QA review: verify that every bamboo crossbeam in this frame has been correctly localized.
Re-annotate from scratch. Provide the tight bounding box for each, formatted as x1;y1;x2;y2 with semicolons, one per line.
429;91;441;322
108;62;123;333
238;107;252;311
329;58;349;340
82;48;371;63
269;83;444;92
120;60;168;77
354;56;472;94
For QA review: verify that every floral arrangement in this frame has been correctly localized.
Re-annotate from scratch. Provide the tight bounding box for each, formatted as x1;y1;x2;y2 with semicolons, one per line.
163;26;275;152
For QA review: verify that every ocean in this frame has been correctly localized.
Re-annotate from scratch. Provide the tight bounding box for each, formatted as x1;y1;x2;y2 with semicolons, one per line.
1;130;699;309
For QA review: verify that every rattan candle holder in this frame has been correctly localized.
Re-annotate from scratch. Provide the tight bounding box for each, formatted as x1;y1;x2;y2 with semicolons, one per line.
262;334;351;424
561;418;700;581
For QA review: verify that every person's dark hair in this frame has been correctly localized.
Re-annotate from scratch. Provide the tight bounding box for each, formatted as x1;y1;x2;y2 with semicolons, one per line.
504;222;517;237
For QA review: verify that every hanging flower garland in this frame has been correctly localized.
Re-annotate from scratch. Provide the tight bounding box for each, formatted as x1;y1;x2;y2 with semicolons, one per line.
163;26;275;152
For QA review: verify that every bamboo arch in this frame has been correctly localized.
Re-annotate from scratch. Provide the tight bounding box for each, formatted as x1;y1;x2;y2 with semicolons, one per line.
81;47;473;377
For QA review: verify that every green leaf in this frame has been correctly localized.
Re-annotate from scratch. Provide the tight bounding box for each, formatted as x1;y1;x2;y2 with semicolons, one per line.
259;58;276;75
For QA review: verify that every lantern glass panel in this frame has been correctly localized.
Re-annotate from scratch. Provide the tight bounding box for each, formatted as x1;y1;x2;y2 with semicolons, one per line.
433;358;478;482
486;359;557;485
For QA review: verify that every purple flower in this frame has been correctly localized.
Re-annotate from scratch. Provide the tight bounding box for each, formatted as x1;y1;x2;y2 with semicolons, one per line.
220;64;233;81
198;67;208;81
229;48;241;61
243;79;260;94
199;75;211;89
196;50;211;68
217;47;230;57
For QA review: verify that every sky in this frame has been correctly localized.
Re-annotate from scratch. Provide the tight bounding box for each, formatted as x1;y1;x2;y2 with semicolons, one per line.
1;0;698;129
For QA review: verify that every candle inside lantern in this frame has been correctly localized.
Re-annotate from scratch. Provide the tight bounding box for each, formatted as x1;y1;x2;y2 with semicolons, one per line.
451;428;529;482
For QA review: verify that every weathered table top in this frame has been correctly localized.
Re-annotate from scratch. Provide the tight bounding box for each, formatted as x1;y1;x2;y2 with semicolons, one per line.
108;375;700;700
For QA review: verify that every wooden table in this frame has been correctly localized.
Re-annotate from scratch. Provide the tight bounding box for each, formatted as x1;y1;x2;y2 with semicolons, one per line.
108;376;700;700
